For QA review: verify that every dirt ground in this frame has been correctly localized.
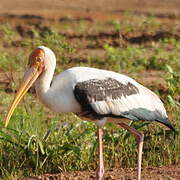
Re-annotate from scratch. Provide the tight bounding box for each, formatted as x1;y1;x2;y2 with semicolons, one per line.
13;166;180;180
1;0;180;22
1;0;180;18
1;0;180;180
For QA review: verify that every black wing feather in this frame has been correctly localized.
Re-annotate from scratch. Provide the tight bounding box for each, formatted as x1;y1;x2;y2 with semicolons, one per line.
73;78;139;120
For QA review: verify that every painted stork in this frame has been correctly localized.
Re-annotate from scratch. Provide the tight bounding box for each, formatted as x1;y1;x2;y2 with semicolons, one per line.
5;46;174;180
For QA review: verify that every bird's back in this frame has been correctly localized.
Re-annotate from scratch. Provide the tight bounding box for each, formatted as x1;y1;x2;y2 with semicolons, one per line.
52;67;174;130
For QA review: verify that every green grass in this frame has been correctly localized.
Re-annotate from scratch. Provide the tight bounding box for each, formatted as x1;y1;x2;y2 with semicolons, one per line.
104;39;180;72
0;19;179;179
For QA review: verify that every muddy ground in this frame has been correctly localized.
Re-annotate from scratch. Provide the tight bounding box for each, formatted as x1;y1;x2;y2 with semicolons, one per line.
1;0;180;179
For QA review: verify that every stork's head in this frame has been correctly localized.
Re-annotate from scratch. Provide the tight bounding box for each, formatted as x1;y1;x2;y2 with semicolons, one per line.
4;46;55;127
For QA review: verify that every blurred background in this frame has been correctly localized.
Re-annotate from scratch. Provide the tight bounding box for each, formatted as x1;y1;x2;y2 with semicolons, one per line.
1;0;180;18
0;0;179;179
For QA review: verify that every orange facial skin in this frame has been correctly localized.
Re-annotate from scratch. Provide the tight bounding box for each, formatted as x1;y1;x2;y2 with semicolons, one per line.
4;48;45;127
29;48;45;72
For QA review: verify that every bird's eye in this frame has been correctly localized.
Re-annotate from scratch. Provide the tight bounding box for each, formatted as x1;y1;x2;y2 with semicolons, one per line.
36;56;43;63
36;57;41;61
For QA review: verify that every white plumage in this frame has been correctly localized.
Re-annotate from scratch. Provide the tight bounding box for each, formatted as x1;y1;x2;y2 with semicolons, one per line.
35;63;168;125
5;46;174;180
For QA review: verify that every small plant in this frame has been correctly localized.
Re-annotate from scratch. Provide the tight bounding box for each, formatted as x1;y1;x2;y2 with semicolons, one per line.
33;31;74;54
111;20;121;33
165;65;180;107
0;52;25;71
104;44;147;72
0;24;17;42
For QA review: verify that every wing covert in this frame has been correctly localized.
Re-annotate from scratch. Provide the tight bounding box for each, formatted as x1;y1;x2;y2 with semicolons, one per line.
73;78;141;119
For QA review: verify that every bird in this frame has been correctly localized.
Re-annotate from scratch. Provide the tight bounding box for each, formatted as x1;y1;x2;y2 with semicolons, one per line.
5;46;174;180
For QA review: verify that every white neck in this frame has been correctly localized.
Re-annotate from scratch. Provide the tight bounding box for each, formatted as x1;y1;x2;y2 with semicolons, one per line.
32;46;80;113
34;46;56;110
35;67;54;95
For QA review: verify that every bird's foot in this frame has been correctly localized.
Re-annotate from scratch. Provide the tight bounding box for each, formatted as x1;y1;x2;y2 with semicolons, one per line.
96;167;104;180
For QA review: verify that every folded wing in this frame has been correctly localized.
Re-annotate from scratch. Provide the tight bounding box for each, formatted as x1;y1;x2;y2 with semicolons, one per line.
73;77;174;130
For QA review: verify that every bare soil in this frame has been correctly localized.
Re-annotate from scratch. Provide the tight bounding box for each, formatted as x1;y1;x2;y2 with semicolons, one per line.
13;166;180;180
1;0;180;179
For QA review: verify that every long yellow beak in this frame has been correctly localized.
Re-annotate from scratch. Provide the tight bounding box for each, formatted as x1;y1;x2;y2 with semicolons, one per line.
5;67;40;127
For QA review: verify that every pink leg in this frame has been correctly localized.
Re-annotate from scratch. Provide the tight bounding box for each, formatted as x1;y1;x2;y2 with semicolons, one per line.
118;123;144;180
96;127;104;180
